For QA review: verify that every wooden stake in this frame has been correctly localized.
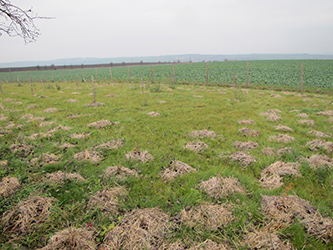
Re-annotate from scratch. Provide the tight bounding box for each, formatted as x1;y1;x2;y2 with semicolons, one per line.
24;72;27;83
70;69;72;82
30;72;33;95
173;64;175;84
301;62;304;93
128;66;131;83
30;72;32;83
0;79;3;93
76;74;79;88
91;75;96;103
95;68;98;81
206;62;209;86
246;61;249;87
81;68;84;79
60;71;63;82
109;67;113;82
151;64;154;84
51;71;54;82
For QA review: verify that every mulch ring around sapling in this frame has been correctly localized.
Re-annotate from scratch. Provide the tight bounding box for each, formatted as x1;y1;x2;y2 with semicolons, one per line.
188;129;216;139
304;154;333;169
87;120;113;129
30;154;60;166
184;141;208;153
100;207;171;250
0;196;57;235
45;170;85;184
94;140;124;150
275;125;294;132
238;119;256;125
269;134;295;143
180;202;234;231
87;186;127;213
307;139;333;153
71;133;90;139
0;176;20;197
39;227;97;250
147;111;160;117
298;119;315;126
125;150;154;162
189;239;232;250
317;110;333;116
161;161;196;181
9;143;34;156
85;102;105;107
103;165;138;180
74;150;102;164
232;141;259;150
43;108;58;113
261;147;276;156
199;176;246;199
308;130;331;138
229;151;256;167
261;194;333;243
239;128;260;137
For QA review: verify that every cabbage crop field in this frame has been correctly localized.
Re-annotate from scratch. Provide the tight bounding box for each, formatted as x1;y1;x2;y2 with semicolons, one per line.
1;60;333;90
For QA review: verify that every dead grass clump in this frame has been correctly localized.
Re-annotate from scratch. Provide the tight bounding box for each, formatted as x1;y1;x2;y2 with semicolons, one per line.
31;154;59;166
1;196;56;234
238;119;256;125
68;99;79;103
275;125;294;132
266;113;282;122
103;165;138;180
242;229;294;250
105;94;118;97
199;176;246;199
190;239;231;250
125;150;154;162
85;102;105;107
9;143;34;155
4;98;14;102
298;119;315;126
74;150;101;164
0;160;8;167
0;176;20;197
181;202;234;231
260;109;282;116
189;129;216;139
232;141;259;150
307;139;333;153
147;111;160;117
20;113;34;120
308;130;331;138
0;114;7;121
269;134;295;143
67;114;82;119
259;161;301;189
184;141;209;153
45;171;85;184
71;133;90;139
43;108;58;113
101;207;170;250
40;227;96;250
39;121;55;127
59;143;75;149
262;147;276;156
87;186;127;213
306;155;332;169
296;113;309;118
317;110;333;116
95;140;124;150
26;104;35;109
261;195;333;243
239;128;260;137
87;119;112;129
278;147;293;155
327;117;333;123
48;125;71;133
162;161;196;181
229;151;256;166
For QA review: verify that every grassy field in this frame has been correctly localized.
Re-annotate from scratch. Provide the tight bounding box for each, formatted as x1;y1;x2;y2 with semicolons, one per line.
0;80;332;249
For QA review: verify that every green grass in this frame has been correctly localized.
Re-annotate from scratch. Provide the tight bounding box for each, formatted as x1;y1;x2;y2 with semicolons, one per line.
0;81;332;249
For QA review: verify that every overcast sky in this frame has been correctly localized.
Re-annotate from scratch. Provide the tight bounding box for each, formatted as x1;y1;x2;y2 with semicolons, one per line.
1;0;333;63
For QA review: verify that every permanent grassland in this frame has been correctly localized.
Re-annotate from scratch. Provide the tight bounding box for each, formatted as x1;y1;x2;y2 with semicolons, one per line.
0;80;332;249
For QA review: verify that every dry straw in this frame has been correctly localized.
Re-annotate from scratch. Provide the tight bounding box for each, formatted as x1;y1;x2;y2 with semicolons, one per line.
238;119;256;125
305;155;333;169
162;161;196;180
232;141;259;150
275;125;294;132
30;154;59;166
229;151;256;166
94;140;124;150
269;134;295;143
103;165;138;180
125;150;154;162
184;141;208;153
45;171;85;184
0;176;20;197
74;150;102;164
239;128;260;137
189;129;216;139
87;120;113;129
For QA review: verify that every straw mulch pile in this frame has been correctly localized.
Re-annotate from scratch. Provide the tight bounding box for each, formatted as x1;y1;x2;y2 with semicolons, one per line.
229;151;256;166
39;121;55;127
1;196;57;234
261;195;333;243
189;129;216;139
85;102;105;107
269;134;295;143
105;94;118;97
181;202;234;231
94;140;124;150
87;186;127;213
125;150;154;162
275;125;294;132
317;110;333;116
147;112;160;117
278;147;293;155
71;133;90;139
308;130;331;138
100;207;171;250
162;161;196;181
68;99;79;103
232;141;259;150
43;108;58;113
238;119;256;125
199;176;246;199
184;141;208;153
59;143;76;149
9;143;34;156
31;154;59;166
261;147;276;156
266;113;282;122
39;227;96;250
189;239;232;250
87;120;113;129
239;128;260;137
296;113;309;118
0;176;20;197
307;139;333;153
103;165;138;180
74;150;102;164
45;171;85;184
305;155;333;169
0;160;8;167
260;109;282;116
298;119;315;126
259;161;301;189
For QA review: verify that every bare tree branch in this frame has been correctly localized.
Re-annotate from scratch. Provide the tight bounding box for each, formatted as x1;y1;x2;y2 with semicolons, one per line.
0;0;50;43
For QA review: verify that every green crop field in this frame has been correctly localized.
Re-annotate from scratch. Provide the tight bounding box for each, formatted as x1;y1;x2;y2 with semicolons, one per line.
1;60;333;90
0;80;332;249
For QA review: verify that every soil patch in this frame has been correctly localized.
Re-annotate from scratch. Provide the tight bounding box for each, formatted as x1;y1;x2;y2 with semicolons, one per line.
239;128;260;137
1;196;56;234
275;125;293;132
184;141;208;153
147;111;160;117
0;176;20;197
87;186;127;213
40;227;96;250
125;150;154;162
103;165;138;179
189;129;216;139
71;92;81;95
74;150;101;164
327;117;333;123
31;154;59;166
45;171;85;184
269;134;295;143
229;151;256;166
87;120;113;129
305;155;332;169
199;176;246;199
181;202;234;231
101;207;170;250
232;141;259;150
298;119;315;126
43;108;58;113
162;161;196;181
94;140;124;150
